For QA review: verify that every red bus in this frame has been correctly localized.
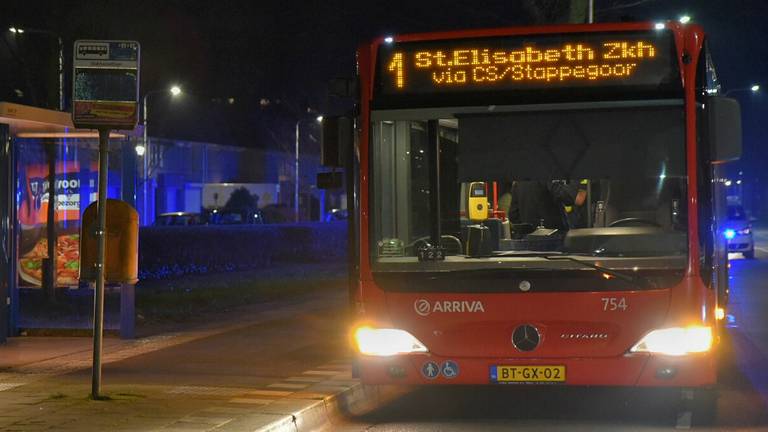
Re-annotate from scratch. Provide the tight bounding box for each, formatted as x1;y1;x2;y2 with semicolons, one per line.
322;20;741;420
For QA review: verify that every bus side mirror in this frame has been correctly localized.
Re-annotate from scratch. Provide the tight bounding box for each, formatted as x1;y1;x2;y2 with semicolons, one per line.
706;96;742;164
320;116;352;168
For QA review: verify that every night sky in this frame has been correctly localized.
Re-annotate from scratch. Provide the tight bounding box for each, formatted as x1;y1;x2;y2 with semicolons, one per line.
2;0;766;176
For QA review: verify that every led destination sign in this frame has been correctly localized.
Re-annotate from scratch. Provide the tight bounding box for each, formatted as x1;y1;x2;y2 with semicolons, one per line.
375;31;680;106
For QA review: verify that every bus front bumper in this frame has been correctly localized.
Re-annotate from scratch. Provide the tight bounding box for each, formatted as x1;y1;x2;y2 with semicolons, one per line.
357;352;716;387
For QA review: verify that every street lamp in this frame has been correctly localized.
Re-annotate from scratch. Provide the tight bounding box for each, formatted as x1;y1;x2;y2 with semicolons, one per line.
138;85;182;225
139;85;183;154
679;15;691;24
295;114;323;222
7;26;64;110
724;84;760;97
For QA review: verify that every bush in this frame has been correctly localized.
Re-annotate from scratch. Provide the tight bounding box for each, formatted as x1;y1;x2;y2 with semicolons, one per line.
138;222;347;280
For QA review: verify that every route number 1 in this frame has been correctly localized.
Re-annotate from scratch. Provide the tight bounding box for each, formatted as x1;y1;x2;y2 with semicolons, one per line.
601;297;628;311
388;52;404;88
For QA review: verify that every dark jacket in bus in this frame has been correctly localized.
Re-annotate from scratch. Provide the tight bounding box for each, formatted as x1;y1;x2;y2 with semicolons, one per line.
508;180;575;230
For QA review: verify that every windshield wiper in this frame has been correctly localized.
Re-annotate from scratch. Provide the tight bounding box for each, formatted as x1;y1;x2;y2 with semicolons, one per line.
486;251;657;289
543;255;657;289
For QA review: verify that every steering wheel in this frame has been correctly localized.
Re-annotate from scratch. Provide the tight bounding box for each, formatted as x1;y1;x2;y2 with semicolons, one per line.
608;217;661;228
409;235;464;255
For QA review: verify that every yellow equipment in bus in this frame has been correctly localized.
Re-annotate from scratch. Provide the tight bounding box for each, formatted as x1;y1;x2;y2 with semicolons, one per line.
467;182;488;222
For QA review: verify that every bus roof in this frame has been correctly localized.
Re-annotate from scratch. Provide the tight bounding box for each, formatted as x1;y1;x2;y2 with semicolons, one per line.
370;20;691;45
0;102;134;138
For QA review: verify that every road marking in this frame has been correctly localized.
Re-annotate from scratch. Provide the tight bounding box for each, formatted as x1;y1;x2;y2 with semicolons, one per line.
178;416;233;426
285;376;325;383
201;406;253;415
304;385;351;394
0;383;24;392
321;379;357;387
288;392;331;400
316;364;351;371
755;247;768;253
266;383;309;390
166;386;245;396
247;389;294;397
229;397;274;405
303;370;340;376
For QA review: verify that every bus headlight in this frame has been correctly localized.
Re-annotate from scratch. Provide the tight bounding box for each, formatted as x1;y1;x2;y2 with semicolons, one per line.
630;326;712;356
353;326;428;356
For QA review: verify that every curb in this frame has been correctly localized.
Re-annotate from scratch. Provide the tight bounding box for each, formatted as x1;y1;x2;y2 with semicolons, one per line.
256;383;384;432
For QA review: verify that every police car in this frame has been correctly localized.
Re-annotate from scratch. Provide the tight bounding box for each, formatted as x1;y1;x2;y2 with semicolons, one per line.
725;205;754;259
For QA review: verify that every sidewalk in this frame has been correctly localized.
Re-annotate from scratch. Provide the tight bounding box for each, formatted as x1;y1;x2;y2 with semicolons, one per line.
0;337;128;371
0;289;386;431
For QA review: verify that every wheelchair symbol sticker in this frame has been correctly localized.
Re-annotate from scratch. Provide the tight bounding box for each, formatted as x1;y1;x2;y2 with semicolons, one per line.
441;360;459;379
421;361;440;379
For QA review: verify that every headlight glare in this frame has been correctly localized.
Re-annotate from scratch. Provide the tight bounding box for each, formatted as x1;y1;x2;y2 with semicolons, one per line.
354;326;428;356
630;326;712;356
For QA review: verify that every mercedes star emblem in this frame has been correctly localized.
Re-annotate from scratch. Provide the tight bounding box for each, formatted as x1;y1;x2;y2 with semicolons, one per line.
512;324;541;352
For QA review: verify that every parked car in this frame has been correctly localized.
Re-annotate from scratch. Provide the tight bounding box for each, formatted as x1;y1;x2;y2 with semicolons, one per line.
207;209;265;225
725;205;754;259
154;212;202;226
325;208;348;222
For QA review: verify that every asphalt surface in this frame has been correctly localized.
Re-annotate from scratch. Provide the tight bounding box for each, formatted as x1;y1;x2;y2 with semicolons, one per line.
335;231;768;431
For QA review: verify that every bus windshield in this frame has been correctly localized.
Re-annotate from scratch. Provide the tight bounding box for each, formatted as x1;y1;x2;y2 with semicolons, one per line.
371;104;688;274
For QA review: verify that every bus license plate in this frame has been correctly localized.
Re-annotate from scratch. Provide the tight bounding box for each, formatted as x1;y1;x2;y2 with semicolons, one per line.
491;365;566;383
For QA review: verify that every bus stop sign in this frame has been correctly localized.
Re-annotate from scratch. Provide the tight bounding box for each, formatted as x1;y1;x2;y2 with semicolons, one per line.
72;40;140;130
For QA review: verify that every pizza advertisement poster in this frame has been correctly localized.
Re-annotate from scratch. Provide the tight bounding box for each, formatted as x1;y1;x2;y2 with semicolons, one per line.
17;159;98;288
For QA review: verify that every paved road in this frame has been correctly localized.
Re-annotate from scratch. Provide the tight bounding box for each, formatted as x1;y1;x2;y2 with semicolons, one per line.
335;232;768;431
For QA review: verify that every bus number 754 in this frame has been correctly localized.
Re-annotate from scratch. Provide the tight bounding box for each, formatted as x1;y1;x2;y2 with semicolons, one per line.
602;297;628;311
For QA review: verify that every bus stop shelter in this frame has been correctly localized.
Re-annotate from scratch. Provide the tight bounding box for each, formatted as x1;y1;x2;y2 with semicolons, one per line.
0;102;139;342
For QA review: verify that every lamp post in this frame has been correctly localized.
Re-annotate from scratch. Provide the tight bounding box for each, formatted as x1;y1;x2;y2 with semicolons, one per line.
139;85;182;225
294;115;323;222
8;26;64;111
724;84;760;97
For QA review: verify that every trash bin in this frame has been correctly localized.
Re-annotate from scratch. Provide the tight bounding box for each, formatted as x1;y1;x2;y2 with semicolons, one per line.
79;199;139;284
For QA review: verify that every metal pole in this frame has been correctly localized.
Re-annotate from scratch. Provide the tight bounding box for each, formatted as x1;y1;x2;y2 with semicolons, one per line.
427;120;441;246
142;94;148;226
57;36;64;111
45;144;56;300
0;123;11;342
91;128;110;399
295;120;300;223
588;0;594;23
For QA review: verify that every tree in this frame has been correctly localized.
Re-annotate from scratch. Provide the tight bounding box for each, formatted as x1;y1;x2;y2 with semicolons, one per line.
222;187;260;223
224;187;259;213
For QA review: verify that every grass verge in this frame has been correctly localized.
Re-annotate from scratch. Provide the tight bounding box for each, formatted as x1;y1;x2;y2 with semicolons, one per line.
135;262;347;326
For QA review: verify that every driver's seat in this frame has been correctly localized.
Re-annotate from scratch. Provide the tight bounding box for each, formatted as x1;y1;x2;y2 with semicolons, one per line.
599;179;674;229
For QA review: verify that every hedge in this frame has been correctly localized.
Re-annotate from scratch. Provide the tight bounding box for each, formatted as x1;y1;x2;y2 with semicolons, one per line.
138;222;348;280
